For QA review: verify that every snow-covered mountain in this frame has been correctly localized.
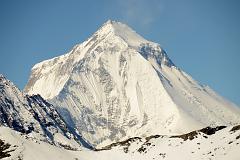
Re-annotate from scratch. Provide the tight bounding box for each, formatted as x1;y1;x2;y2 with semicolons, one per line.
0;74;87;149
24;20;240;147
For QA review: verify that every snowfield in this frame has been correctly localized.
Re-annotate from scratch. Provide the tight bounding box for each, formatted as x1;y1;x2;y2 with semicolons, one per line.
0;125;239;160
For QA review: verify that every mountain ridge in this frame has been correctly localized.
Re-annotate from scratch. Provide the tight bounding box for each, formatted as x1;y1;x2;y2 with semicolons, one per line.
0;74;93;149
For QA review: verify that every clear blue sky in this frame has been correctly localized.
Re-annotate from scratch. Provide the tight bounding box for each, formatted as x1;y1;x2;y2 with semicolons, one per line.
0;0;239;106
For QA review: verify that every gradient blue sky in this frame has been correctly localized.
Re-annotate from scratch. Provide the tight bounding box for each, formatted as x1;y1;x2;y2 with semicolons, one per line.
0;0;239;106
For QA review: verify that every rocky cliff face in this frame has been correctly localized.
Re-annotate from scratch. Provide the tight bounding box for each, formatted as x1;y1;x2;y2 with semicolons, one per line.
0;74;89;149
24;20;240;147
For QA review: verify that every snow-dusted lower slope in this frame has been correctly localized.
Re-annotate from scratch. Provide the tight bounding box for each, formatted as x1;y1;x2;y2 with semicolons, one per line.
0;74;87;149
1;125;239;160
0;127;83;160
94;125;240;160
24;20;240;147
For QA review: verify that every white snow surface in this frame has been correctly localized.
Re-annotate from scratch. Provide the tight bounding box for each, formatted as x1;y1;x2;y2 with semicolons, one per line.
24;20;240;147
1;125;240;160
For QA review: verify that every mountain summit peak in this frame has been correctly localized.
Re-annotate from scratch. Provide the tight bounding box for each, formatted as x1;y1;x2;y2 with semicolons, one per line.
94;20;150;48
104;19;116;24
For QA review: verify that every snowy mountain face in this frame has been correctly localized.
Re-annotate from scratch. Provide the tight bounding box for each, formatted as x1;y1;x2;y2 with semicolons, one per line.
0;74;86;149
24;20;240;147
